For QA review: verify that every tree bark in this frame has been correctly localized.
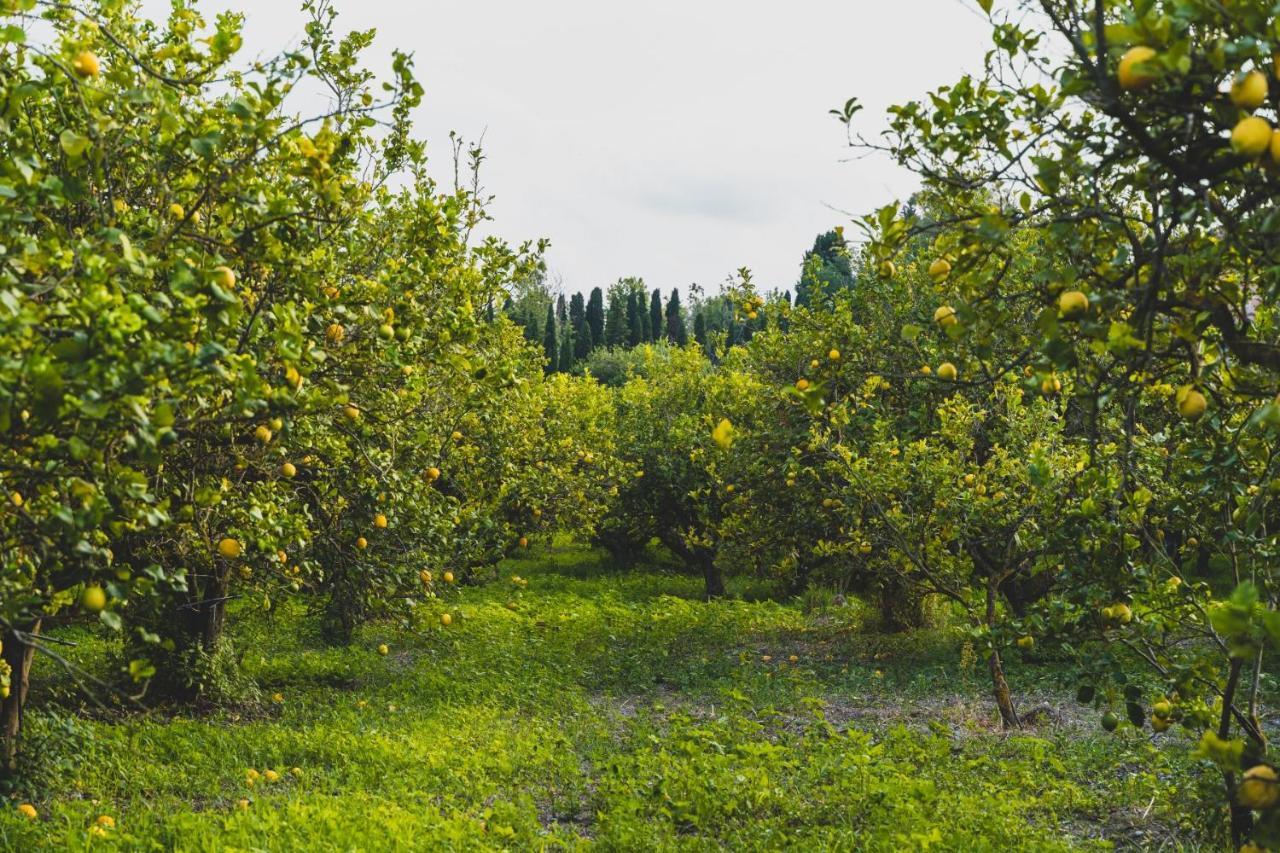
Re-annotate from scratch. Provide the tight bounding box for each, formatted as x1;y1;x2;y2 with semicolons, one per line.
659;530;724;599
986;582;1019;728
1220;658;1254;847
1;620;40;778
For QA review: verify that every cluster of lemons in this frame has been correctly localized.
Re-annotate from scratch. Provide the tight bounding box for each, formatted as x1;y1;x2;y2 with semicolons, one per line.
1118;46;1279;163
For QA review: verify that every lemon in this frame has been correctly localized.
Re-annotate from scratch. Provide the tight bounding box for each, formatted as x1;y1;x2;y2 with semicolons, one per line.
937;362;958;381
72;50;100;78
1230;70;1268;111
81;585;107;612
1176;386;1207;420
1239;765;1280;809
1058;290;1089;317
218;537;242;559
211;266;236;289
1118;46;1158;91
1231;116;1273;158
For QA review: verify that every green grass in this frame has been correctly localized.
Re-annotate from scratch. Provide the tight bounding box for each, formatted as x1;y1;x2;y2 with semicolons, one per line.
2;545;1219;850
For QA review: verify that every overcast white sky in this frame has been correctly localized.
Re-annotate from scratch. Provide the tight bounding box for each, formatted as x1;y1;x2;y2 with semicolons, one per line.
140;0;990;297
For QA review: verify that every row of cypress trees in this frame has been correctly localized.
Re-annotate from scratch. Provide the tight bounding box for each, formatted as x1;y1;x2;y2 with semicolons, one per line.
507;228;855;373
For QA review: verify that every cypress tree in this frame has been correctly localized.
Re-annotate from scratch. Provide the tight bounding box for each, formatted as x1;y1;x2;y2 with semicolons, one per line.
638;289;652;341
587;287;606;347
693;311;707;349
626;291;643;347
649;289;663;343
556;293;568;326
604;288;626;347
559;322;574;372
666;288;688;346
574;316;593;360
569;292;585;332
542;303;558;373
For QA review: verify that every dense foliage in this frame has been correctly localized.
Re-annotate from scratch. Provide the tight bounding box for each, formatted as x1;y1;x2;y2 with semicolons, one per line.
0;0;621;773
9;0;1280;849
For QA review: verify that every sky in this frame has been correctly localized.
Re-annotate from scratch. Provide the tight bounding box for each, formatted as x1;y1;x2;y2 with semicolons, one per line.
139;0;991;297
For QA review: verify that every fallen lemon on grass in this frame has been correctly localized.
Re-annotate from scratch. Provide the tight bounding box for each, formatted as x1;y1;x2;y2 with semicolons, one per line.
440;613;452;626
377;643;389;656
17;803;37;819
443;571;455;583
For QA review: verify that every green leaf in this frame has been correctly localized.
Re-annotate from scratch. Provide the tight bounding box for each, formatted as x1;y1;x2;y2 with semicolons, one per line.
59;128;90;158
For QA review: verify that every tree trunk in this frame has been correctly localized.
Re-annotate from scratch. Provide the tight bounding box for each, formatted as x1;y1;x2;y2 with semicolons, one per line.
701;555;725;600
658;530;724;600
1220;658;1254;847
1;620;40;779
200;565;231;653
986;582;1019;729
876;575;926;632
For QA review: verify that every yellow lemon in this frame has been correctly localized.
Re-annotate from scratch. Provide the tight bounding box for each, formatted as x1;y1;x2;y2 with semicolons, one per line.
1118;46;1158;91
928;258;952;282
1176;386;1207;420
80;585;107;612
72;50;100;78
933;305;958;327
1058;290;1089;317
937;362;958;381
1231;70;1268;111
1231;116;1273;158
218;537;242;559
1239;765;1280;809
212;266;236;289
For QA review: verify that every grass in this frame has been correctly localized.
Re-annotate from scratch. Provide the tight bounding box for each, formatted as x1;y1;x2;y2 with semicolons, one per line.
1;544;1220;850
